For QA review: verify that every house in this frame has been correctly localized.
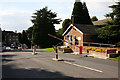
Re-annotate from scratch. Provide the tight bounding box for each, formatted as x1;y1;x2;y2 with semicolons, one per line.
0;28;2;47
2;30;18;46
62;24;99;47
93;18;111;28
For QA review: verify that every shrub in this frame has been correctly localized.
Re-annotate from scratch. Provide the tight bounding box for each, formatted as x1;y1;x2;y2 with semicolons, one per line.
91;48;96;51
87;48;92;50
101;49;106;53
95;49;101;52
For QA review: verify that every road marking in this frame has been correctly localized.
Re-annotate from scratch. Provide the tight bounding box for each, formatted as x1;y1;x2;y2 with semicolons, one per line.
64;61;103;73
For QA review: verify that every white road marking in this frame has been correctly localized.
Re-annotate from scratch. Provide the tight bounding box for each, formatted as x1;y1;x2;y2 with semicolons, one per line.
64;61;103;73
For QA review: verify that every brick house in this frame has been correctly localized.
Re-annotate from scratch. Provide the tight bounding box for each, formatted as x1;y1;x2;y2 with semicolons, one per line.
2;30;18;46
62;24;99;51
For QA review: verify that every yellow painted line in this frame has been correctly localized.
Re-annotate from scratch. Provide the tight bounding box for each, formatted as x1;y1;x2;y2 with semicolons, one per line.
64;61;103;73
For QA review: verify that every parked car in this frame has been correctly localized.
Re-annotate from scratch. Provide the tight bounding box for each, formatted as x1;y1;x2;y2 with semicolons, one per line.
0;45;6;52
10;44;18;49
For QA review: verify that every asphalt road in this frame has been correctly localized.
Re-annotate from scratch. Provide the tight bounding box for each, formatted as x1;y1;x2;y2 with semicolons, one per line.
1;49;119;79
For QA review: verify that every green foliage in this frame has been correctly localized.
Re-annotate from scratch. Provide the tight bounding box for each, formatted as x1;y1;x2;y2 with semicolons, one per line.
97;2;120;45
26;26;33;40
56;28;63;36
20;30;31;48
38;48;54;51
72;2;93;24
91;16;98;21
0;28;2;42
31;7;62;48
62;19;71;32
87;48;92;50
87;47;106;53
91;48;96;51
62;19;71;27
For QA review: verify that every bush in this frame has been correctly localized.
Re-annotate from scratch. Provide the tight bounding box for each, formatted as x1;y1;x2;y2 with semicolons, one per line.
95;49;101;52
87;48;92;50
91;48;96;51
101;49;106;53
87;47;106;53
95;49;105;53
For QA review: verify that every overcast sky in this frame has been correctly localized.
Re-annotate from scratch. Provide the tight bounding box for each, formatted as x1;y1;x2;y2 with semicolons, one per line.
0;0;117;32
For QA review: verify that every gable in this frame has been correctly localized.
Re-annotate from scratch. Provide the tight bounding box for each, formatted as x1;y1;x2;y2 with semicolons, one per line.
62;24;83;36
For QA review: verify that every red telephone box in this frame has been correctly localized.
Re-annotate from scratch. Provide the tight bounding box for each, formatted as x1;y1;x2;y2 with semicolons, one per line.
79;46;82;54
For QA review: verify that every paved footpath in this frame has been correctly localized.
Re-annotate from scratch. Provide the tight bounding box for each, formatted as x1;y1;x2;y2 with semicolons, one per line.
0;49;119;79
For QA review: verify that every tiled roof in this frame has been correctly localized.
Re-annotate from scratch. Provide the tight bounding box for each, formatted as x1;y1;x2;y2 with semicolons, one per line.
74;24;99;35
93;18;111;26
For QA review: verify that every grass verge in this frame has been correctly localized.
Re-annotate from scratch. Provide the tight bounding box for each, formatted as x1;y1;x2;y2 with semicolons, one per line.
113;56;120;59
37;48;54;52
110;56;120;60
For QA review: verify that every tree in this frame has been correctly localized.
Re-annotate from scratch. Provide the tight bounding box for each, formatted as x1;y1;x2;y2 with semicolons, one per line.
62;19;71;33
83;2;93;24
91;16;98;21
71;1;93;24
18;33;22;44
56;28;63;36
26;26;33;41
20;30;31;48
96;2;120;46
31;7;62;48
0;28;2;43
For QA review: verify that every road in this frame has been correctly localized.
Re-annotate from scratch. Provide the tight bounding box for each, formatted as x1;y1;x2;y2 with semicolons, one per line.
1;49;119;79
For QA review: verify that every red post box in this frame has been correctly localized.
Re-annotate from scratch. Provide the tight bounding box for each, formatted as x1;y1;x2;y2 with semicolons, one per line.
19;48;22;51
79;46;82;54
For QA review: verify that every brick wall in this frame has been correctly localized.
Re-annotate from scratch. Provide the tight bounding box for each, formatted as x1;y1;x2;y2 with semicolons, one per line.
67;27;83;46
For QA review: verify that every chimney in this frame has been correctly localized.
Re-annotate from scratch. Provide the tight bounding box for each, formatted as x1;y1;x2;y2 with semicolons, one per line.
75;0;80;2
71;15;74;24
15;30;17;33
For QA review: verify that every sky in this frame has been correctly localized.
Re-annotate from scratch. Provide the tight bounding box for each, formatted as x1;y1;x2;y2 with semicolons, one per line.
0;0;118;32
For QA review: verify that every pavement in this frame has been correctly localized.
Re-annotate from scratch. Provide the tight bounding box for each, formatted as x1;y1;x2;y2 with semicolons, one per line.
0;49;119;79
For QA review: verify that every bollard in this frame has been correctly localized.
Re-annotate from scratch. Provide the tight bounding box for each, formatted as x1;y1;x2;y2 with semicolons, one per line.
54;46;58;59
19;48;22;51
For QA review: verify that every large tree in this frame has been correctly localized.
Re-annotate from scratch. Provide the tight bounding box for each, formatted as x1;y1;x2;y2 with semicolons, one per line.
62;19;71;33
26;26;33;41
97;2;120;46
31;7;62;48
18;33;22;44
19;30;30;48
71;1;93;25
91;16;98;21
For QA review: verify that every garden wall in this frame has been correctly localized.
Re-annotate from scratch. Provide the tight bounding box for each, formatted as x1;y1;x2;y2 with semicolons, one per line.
82;46;118;59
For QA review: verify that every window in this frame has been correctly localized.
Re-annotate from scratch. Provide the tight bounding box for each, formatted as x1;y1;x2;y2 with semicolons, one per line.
70;35;73;44
70;35;72;41
74;36;76;39
65;36;67;40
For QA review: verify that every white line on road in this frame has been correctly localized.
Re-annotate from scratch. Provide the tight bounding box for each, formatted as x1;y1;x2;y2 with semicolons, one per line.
64;61;103;73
